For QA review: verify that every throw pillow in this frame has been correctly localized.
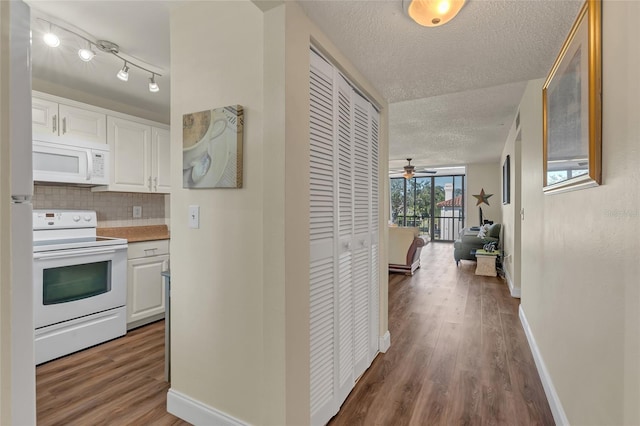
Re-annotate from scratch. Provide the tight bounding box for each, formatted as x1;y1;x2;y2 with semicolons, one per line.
488;223;501;239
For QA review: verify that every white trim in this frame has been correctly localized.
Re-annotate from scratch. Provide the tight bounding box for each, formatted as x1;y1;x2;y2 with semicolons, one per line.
167;388;250;426
378;330;391;353
518;306;569;426
504;268;521;298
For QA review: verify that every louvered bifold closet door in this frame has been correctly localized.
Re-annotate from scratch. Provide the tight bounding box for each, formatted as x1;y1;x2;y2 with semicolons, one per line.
369;105;380;360
309;52;338;426
351;92;373;379
335;74;355;406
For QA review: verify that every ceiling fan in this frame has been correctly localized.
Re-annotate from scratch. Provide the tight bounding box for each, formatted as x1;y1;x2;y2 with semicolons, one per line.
394;158;437;179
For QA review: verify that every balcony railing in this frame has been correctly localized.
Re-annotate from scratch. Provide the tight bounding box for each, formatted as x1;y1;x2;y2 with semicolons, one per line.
392;215;464;241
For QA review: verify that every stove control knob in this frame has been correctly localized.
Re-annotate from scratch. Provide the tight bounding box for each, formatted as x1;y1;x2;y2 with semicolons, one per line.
73;215;81;222
84;215;92;222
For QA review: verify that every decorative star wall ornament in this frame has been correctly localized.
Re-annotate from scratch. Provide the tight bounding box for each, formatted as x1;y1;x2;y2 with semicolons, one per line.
473;188;493;206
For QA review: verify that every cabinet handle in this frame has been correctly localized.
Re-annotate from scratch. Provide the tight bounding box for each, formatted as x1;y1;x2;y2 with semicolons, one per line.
52;115;57;133
153;177;158;192
148;177;152;191
62;117;67;134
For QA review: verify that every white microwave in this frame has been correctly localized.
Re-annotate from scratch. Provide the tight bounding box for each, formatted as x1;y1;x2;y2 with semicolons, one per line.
33;140;109;185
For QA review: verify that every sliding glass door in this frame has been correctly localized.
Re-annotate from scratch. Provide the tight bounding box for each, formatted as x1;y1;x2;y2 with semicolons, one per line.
390;174;465;242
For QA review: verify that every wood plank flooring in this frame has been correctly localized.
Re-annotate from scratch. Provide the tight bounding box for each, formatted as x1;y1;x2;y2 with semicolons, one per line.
36;320;189;426
37;242;553;425
329;242;554;426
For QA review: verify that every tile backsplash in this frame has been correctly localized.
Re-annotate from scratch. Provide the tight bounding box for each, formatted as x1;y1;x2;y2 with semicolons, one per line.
33;185;169;228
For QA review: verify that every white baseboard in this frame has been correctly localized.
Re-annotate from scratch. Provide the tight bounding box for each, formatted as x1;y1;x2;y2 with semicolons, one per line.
167;388;249;426
518;306;569;426
505;268;521;298
379;330;391;353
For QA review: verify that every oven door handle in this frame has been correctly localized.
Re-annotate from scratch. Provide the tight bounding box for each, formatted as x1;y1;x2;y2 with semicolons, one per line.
33;245;128;260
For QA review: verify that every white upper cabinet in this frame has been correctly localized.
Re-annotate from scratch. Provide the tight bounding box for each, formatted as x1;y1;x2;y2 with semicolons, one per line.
32;97;106;145
95;116;170;194
152;127;171;193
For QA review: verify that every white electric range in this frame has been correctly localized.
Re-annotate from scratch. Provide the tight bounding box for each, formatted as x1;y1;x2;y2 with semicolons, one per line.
33;210;128;364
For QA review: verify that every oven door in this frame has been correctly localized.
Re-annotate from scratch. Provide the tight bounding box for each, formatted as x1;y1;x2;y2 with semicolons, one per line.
33;244;127;329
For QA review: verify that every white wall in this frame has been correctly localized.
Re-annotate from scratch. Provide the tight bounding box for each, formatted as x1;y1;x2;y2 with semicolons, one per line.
466;162;502;226
520;2;640;424
170;1;389;424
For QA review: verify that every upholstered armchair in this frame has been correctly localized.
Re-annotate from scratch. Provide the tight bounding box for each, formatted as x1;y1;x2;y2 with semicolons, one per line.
388;226;429;275
453;223;501;266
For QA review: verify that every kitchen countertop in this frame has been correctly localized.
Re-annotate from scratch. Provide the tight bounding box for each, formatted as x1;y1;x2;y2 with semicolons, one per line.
97;225;170;242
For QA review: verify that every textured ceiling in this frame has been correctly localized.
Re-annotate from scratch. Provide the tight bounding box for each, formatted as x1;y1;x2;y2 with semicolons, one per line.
24;0;584;168
298;0;584;168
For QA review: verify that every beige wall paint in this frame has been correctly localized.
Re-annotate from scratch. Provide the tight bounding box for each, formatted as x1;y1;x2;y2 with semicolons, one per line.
170;1;388;424
170;1;265;424
466;162;502;226
520;2;640;424
500;117;520;292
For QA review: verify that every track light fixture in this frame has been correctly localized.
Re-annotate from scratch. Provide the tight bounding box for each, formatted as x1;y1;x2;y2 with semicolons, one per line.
78;42;95;62
43;23;60;47
37;18;162;93
148;74;159;93
117;62;130;82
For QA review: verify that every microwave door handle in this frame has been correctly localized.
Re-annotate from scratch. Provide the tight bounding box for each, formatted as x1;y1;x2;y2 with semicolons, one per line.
86;151;93;181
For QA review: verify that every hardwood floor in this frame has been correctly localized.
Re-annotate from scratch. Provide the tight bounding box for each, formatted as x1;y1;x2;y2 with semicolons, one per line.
36;320;189;426
329;242;555;426
37;242;552;425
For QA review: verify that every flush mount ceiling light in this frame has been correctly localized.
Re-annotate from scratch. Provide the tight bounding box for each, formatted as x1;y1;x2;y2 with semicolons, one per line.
36;18;162;92
403;158;415;179
403;0;466;27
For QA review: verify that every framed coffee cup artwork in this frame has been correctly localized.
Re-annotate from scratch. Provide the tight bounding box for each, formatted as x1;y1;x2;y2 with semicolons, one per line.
182;105;243;189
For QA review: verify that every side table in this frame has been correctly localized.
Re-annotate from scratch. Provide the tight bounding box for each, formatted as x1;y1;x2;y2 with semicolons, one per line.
474;249;500;277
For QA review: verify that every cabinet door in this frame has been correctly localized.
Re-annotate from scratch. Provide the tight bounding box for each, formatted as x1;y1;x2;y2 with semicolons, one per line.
108;116;151;192
32;98;59;142
58;104;106;145
127;254;169;326
151;127;171;193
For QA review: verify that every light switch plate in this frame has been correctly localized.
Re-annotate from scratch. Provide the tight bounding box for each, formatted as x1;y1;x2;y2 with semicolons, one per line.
188;205;200;229
133;206;142;218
